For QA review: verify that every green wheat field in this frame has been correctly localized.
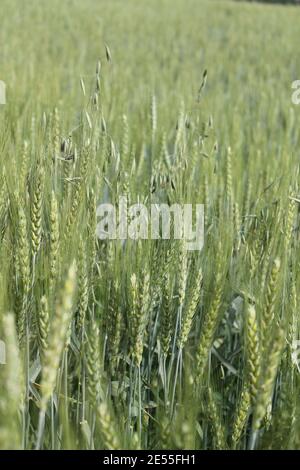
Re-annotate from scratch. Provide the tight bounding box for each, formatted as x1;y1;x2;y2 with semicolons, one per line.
1;0;300;450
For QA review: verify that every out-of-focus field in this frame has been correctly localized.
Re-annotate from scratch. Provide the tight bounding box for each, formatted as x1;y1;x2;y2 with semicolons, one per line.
1;0;300;153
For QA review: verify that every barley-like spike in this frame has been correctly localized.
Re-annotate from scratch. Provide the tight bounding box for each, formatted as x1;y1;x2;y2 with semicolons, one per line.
284;196;295;251
49;191;59;291
246;305;261;406
65;181;82;238
17;206;30;344
252;328;285;432
130;271;150;366
225;147;233;212
38;296;50;360
78;238;89;329
87;189;97;278
97;402;122;450
121;114;129;160
207;388;226;450
31;161;44;259
40;261;76;410
196;252;223;381
178;242;188;307
86;318;101;405
20;140;29;190
178;268;202;349
160;272;173;355
151;95;157;138
231;387;250;448
261;258;280;354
